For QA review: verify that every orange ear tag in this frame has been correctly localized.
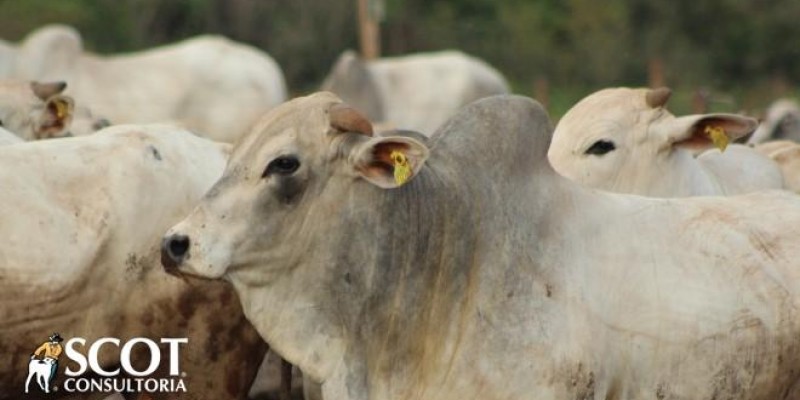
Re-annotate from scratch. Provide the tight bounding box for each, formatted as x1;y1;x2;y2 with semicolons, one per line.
704;125;729;152
390;150;411;186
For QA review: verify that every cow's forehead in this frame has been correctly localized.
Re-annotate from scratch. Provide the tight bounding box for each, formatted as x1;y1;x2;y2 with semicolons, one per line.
232;92;344;161
558;88;654;138
574;88;648;114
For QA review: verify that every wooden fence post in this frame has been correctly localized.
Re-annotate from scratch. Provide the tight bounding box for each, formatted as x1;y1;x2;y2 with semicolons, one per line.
534;76;550;111
357;0;382;60
648;57;665;88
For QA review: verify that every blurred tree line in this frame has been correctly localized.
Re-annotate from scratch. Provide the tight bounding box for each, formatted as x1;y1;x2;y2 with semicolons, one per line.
1;0;798;117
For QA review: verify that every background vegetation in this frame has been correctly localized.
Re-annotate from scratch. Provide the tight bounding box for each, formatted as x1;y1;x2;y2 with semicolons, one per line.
1;0;798;118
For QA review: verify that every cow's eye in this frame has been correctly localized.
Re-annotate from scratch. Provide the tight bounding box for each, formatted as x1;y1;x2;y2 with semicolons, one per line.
263;155;300;177
585;140;616;156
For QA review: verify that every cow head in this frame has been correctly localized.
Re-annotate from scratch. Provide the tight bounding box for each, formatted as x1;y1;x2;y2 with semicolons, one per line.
161;92;429;279
547;87;757;193
0;80;75;140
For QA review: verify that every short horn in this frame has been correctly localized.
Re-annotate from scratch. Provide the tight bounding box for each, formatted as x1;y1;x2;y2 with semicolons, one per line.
645;87;672;108
329;104;373;136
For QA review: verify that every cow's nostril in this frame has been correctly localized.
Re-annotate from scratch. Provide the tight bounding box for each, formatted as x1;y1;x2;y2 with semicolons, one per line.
169;236;190;258
161;234;191;272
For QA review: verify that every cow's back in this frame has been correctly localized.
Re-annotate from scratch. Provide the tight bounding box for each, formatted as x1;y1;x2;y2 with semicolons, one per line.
697;144;786;195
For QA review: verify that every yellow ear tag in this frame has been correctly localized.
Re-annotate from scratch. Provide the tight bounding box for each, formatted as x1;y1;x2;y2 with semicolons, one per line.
54;100;67;119
390;150;412;186
705;125;729;152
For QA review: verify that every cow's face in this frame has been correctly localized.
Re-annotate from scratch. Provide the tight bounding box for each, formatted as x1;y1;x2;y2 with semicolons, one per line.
162;92;429;280
548;87;655;188
547;87;757;191
0;80;75;140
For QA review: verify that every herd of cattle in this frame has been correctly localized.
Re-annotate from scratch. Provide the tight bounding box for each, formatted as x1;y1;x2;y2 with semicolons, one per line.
2;24;800;400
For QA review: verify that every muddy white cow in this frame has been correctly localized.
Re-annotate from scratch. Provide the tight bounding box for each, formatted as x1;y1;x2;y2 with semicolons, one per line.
0;125;266;400
162;92;800;400
323;49;509;135
548;87;785;197
12;24;287;143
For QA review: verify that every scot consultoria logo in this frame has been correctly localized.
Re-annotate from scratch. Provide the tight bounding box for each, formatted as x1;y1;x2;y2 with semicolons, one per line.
24;332;189;395
25;333;63;393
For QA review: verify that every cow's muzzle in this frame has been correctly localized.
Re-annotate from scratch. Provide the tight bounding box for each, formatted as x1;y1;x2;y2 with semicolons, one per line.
161;234;190;274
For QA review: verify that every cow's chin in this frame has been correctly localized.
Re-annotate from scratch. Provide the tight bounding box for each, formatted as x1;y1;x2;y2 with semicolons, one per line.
176;262;227;280
174;264;226;280
177;249;232;280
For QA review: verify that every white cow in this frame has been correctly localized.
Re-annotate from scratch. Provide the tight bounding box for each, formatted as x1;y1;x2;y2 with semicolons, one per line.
0;39;16;77
748;98;800;144
0;126;22;145
548;87;785;197
0;79;109;140
0;80;74;140
0;125;267;399
755;140;800;192
162;93;800;400
13;24;287;142
24;357;54;393
323;50;510;135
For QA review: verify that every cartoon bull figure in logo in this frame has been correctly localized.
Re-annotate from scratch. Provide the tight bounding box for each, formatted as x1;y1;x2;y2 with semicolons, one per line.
26;332;63;393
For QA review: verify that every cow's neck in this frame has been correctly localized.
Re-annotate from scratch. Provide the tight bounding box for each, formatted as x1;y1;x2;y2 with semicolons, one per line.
227;260;349;386
657;149;721;196
229;157;576;398
329;163;574;395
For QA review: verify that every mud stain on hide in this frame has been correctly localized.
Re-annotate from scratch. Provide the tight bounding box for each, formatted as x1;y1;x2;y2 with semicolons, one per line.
148;145;162;161
570;363;595;400
746;228;782;262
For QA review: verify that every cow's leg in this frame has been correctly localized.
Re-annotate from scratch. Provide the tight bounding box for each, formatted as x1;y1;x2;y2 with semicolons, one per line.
279;358;293;400
302;375;323;400
25;370;34;393
39;373;49;393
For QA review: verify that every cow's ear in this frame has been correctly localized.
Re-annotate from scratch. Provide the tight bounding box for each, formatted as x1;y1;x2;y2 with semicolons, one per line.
37;95;74;139
658;113;757;152
349;135;429;189
31;81;67;101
